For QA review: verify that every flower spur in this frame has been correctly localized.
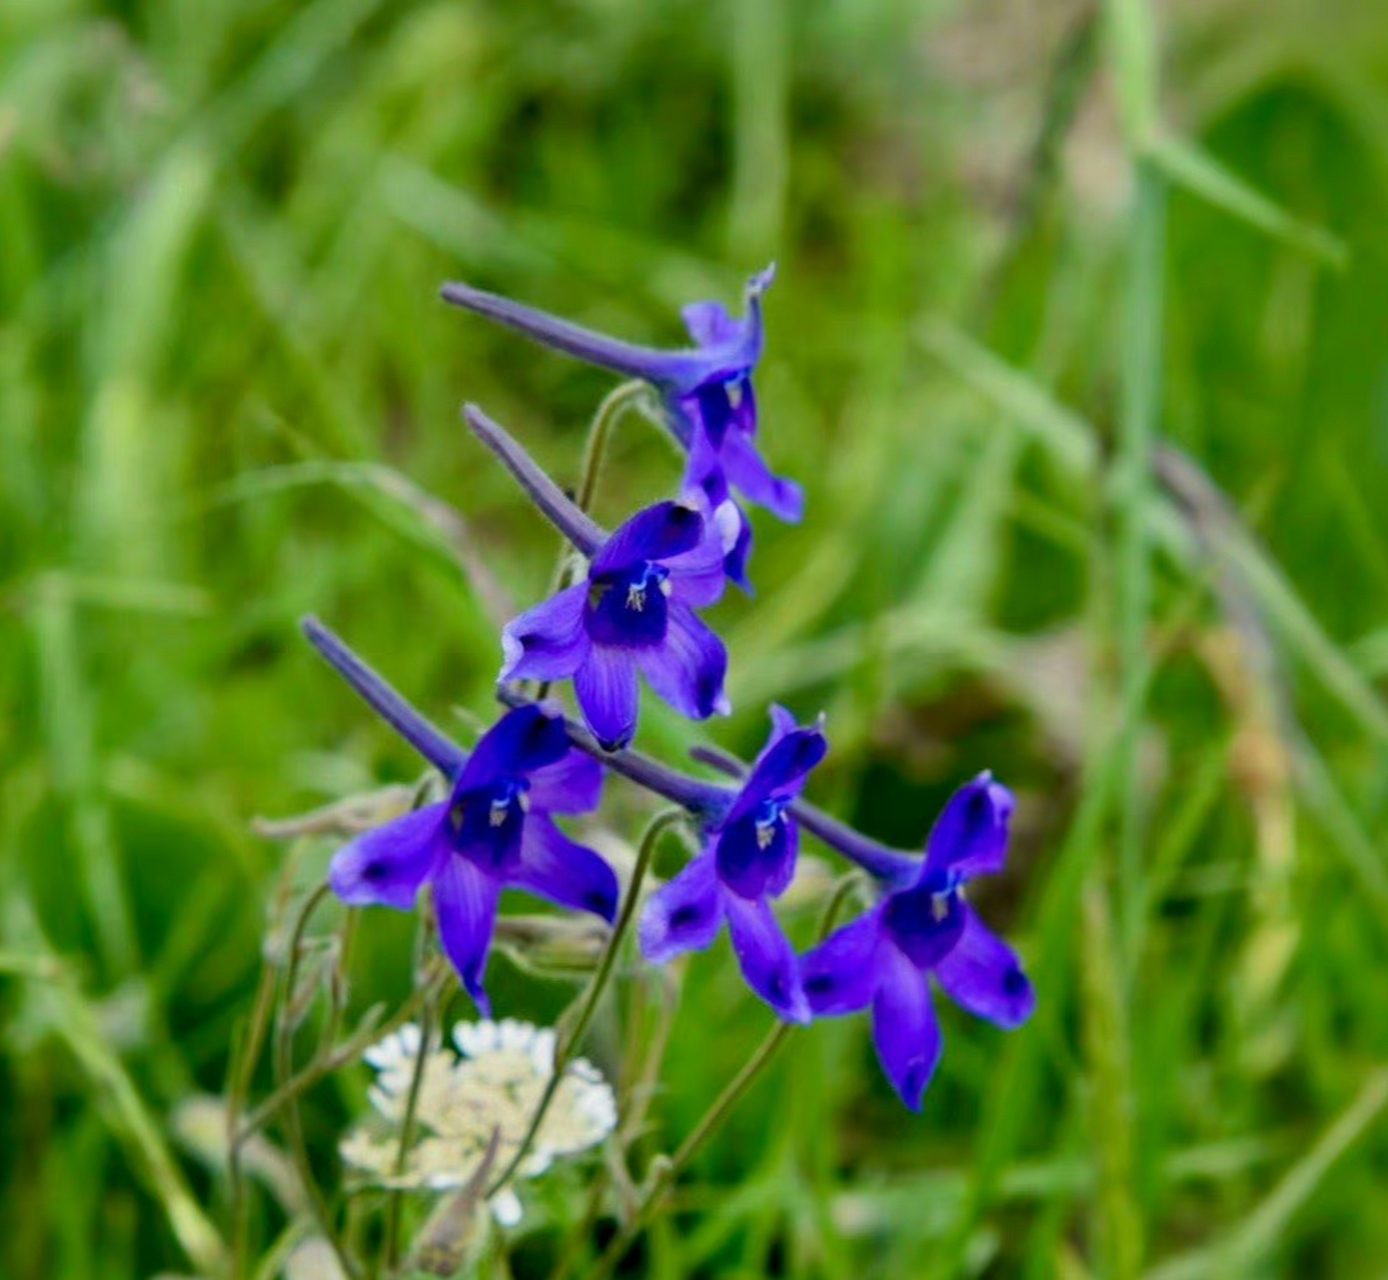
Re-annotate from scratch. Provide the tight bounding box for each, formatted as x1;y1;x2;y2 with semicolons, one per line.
441;268;800;589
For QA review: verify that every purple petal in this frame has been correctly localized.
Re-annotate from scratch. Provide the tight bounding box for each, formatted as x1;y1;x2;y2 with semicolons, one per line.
526;748;604;816
682;300;741;347
508;815;619;923
433;855;502;1015
592;501;703;575
455;704;569;792
634;603;730;722
720;430;804;523
923;773;1014;883
441;282;711;388
871;946;942;1112
724;722;826;827
934;904;1035;1029
639;852;723;964
574;646;640;750
801;909;884;1015
723;890;811;1024
328;804;445;910
500;584;590;683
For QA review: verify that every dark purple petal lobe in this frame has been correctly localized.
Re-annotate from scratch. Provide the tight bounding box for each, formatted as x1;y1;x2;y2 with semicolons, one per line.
508;815;619;923
328;804;445;910
871;947;942;1112
923;774;1014;882
455;705;569;792
639;853;723;964
934;903;1035;1029
724;725;826;826
592;502;703;575
433;856;502;1015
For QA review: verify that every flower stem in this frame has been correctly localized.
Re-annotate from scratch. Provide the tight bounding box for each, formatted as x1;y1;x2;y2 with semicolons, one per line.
485;808;687;1197
576;379;651;513
588;874;860;1279
272;883;362;1280
383;906;440;1270
226;959;277;1278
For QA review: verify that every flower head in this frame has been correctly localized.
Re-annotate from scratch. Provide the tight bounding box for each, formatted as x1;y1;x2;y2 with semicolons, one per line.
638;706;826;1024
797;774;1035;1111
441;268;801;589
341;1018;616;1226
500;499;731;750
329;703;616;1014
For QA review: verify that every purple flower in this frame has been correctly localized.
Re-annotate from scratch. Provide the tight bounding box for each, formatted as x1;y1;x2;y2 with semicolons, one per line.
500;499;731;751
638;707;826;1024
326;697;616;1016
440;268;801;588
798;775;1035;1111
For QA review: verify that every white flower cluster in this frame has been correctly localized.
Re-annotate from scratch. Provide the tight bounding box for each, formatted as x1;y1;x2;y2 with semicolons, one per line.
340;1018;617;1227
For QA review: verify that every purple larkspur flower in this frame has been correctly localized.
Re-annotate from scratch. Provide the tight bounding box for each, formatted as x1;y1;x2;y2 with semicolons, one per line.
797;774;1035;1110
304;622;617;1015
500;499;731;751
441;268;800;589
638;707;826;1024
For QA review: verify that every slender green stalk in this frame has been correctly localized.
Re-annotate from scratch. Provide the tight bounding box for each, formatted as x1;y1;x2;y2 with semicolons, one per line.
383;905;441;1270
587;875;861;1280
227;960;278;1278
486;808;687;1196
272;883;361;1280
575;379;652;514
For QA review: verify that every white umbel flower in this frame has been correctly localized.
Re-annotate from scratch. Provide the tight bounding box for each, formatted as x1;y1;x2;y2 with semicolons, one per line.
341;1018;617;1225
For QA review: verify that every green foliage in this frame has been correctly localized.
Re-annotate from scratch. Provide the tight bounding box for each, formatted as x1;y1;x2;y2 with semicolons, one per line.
4;0;1388;1275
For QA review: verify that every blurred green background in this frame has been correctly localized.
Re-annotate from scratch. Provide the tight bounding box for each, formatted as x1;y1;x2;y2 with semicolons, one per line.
5;0;1388;1275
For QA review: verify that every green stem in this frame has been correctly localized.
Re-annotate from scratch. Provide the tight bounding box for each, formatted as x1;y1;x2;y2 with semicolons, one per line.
588;875;861;1279
576;379;651;513
235;963;447;1145
486;808;686;1197
227;960;278;1278
383;906;441;1271
272;884;361;1280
